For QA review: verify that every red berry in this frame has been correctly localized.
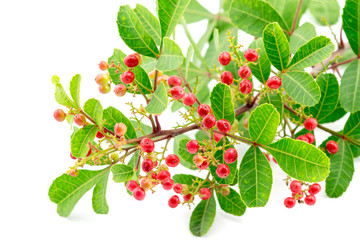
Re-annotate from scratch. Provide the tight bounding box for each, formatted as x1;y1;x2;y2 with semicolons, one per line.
193;155;204;165
70;152;76;160
167;75;182;87
216;164;230;178
162;178;174;190
170;86;185;100
186;140;199;154
214;132;223;142
224;148;238;164
284;197;296;208
168;195;180;208
133;187;146;201
292;191;304;200
140;138;155;153
114;84;127;97
96;131;104;139
183;93;196;106
126;180;139;192
165;154;180;167
218;52;231;65
121;71;135;84
272;157;278;164
99;84;111;94
141;159;153;173
53;109;66;122
197;159;210;170
203;114;216;129
173;183;183;194
183;193;193;202
290;180;302;193
199;188;212;200
197;104;211;117
74;114;86;126
308;183;321;195
304;118;318;131
297;135;310;143
238;66;251;79
86;148;92;157
114;122;127;136
239;79;252;94
221;71;234;85
124;54;139;68
244;49;258;62
304;195;316;206
326;140;338;154
157;170;171;181
217;119;231;133
267;76;282;89
98;61;109;71
95;73;109;85
305;133;315;144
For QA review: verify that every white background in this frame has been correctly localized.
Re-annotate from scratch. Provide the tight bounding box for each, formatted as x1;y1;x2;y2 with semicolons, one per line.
1;0;359;239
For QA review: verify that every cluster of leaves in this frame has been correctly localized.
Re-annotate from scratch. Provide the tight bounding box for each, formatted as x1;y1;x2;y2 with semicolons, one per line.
49;0;360;237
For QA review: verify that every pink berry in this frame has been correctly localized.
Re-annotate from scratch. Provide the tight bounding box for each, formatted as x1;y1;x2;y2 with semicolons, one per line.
292;191;304;200
126;180;139;192
267;76;282;89
183;193;193;202
224;148;238;164
96;131;104;139
114;122;127;136
308;183;321;195
162;178;174;190
124;54;139;68
183;93;196;106
216;164;230;178
168;195;180;208
173;183;183;194
53;109;66;122
203;114;216;129
297;135;310;143
305;133;315;144
70;152;76;160
221;71;234;85
186;140;199;154
133;187;146;201
69;169;79;177
217;119;231;133
326;140;338;154
304;195;316;206
304;118;318;131
99;84;111;94
193;155;204;165
165;154;180;167
197;104;211;117
114;84;127;97
221;186;230;196
214;132;223;142
74;114;86;126
170;86;185;100
98;61;109;71
121;71;135;84
284;197;296;208
290;180;302;193
140;138;155;153
199;188;212;200
197;159;210;170
218;52;231;65
238;66;251;79
140;178;152;191
244;49;258;62
95;73;109;85
167;75;182;87
141;159;153;173
239;79;252;94
157;170;171;181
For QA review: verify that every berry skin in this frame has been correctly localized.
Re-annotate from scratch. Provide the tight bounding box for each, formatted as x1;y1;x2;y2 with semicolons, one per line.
173;183;183;194
53;109;66;122
140;178;152;191
244;49;258;62
297;135;310;143
95;73;109;85
221;186;230;196
162;178;174;190
168;195;180;208
267;76;282;89
186;140;199;154
198;188;212;200
121;71;135;84
216;164;230;178
69;169;79;177
305;133;315;144
99;84;111;94
290;180;302;193
221;71;234;85
218;51;232;65
170;86;185;100
203;114;216;129
304;195;316;206
284;197;296;208
140;138;155;153
197;159;210;170
124;54;139;68
238;66;251;79
197;104;211;117
86;148;92;157
114;122;127;136
141;159;153;173
214;133;223;142
74;114;86;126
239;79;252;94
224;148;238;164
217;119;231;133
98;61;109;71
114;84;127;97
308;183;321;195
126;180;139;192
133;53;143;65
96;131;104;139
304;118;318;131
167;75;182;87
70;152;76;160
165;154;180;167
183;93;196;106
326;140;338;154
243;118;249;129
292;191;304;200
183;193;193;202
133;187;146;201
193;155;204;165
157;170;171;181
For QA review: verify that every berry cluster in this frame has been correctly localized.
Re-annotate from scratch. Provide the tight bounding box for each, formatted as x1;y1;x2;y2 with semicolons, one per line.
284;179;322;208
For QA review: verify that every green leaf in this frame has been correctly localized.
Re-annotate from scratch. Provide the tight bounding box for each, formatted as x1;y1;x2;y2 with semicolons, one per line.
229;0;290;37
69;74;81;108
175;137;198;170
216;188;246;216
184;0;213;24
344;111;360;138
70;125;98;158
282;71;321;106
342;0;360;55
340;59;360;113
195;130;210;142
52;75;60;84
156;37;184;71
325;139;355;198
111;165;135;183
103;106;137;140
309;0;340;26
141;56;157;72
83;98;103;127
158;0;192;39
289;22;317;54
54;83;77;109
249;104;280;145
92;170;110;214
133;4;161;46
263;22;290;71
173;174;202;185
210;83;235;124
263;138;330;182
259;92;283;119
48;168;110;217
238;146;272;207
145;82;168;114
287;36;335;70
190;194;216;237
317;101;347;124
249;38;271;84
117;5;159;58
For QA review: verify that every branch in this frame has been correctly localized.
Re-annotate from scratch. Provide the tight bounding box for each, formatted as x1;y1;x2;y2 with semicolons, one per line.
234;93;260;116
290;0;303;35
